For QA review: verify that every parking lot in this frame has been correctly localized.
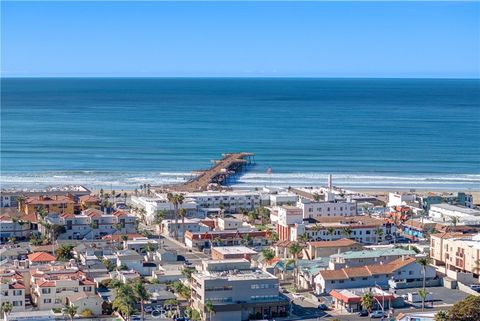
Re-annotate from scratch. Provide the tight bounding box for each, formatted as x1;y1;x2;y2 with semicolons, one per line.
395;286;469;307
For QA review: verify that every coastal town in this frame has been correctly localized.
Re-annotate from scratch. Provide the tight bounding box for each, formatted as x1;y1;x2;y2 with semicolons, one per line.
0;155;479;321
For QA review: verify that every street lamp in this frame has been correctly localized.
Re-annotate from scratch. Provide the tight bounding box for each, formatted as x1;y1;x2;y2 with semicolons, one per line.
374;283;386;321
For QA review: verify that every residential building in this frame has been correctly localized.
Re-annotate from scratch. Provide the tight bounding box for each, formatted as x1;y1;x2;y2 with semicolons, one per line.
211;246;258;261
421;192;474;210
66;292;104;316
430;233;480;275
161;218;211;239
191;259;289;321
304;239;363;260
41;209;137;240
329;247;417;269
429;204;480;225
292;216;396;244
0;270;26;312
314;256;436;294
297;198;357;219
1;185;90;208
184;230;269;250
0;217;33;241
21;195;76;215
27;252;56;266
388;193;417;208
276;205;303;241
78;195;101;211
115;250;156;276
124;237;159;254
30;266;95;310
216;217;243;231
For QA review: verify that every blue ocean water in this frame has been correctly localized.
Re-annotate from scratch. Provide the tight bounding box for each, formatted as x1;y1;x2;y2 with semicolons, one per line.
1;78;479;190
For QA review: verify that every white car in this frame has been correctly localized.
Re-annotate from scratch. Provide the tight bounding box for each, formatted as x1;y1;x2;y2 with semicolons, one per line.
292;293;303;300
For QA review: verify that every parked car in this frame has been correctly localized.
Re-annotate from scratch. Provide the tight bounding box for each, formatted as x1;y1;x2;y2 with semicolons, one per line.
144;306;153;313
292;293;303;300
358;310;369;317
370;311;386;318
318;304;329;310
470;284;480;292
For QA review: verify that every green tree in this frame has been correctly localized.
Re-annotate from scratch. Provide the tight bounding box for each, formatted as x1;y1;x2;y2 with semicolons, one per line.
418;288;429;312
288;242;302;290
205;299;215;321
374;228;384;244
112;284;136;321
448;295;480;321
434;310;448;321
341;227;352;239
360;292;374;316
62;304;78;321
132;280;151;321
55;244;74;261
417;256;431;307
167;193;184;240
261;248;275;265
327;227;336;240
142;242;156;254
298;233;310;243
1;302;13;316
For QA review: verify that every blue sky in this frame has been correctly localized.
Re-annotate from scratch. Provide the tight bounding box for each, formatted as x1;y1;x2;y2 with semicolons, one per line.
1;1;479;78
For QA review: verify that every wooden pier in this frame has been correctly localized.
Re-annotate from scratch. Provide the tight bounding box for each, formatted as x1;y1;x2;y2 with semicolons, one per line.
164;152;255;192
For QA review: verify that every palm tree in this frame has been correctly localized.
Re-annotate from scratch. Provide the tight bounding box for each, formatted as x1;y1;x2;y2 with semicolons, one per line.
168;193;184;240
360;292;374;318
261;248;275;265
1;302;13;317
313;193;321;202
362;204;371;217
267;231;279;243
62;304;78;321
205;299;215;321
113;284;136;321
374;228;384;244
240;234;251;246
417;256;430;310
179;208;187;242
298;233;310;243
341;227;352;239
327;227;335;240
133;280;151;321
16;195;26;212
154;210;166;233
449;216;459;232
143;242;156;254
418;288;429;311
289;242;302;290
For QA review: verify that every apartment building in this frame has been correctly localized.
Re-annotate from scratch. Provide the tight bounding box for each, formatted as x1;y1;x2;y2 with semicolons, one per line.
41;209;137;240
211;246;258;261
315;256;436;294
184;230;269;250
0;270;26;312
1;186;91;208
292;216;395;244
297;198;357;219
304;239;363;260
31;267;95;310
0;217;33;241
430;232;480;274
429;204;480;225
161;218;211;239
329;247;417;269
124;237;159;254
21;195;76;215
190;259;289;321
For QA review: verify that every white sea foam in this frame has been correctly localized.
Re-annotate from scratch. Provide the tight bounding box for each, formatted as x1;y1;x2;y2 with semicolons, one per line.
1;171;479;191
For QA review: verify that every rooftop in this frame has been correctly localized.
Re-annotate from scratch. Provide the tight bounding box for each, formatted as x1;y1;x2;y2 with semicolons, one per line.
333;247;417;260
212;246;258;255
308;238;360;248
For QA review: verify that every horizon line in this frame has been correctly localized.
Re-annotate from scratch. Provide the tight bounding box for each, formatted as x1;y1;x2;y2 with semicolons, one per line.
2;76;479;80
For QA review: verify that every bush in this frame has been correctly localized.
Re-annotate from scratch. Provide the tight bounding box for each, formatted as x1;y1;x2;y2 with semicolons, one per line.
80;309;93;317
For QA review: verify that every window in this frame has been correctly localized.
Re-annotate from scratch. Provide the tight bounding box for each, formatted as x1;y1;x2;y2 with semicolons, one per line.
12;301;22;307
55;299;62;304
41;288;51;294
13;290;22;296
44;299;52;303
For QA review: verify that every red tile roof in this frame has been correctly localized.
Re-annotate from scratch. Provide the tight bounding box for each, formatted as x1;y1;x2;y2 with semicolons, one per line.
28;252;56;263
308;238;360;248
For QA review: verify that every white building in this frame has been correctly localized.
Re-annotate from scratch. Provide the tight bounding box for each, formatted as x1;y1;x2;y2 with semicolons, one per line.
41;209;137;240
130;196;197;223
429;204;480;225
124;237;159;254
0;272;26;312
388;192;417;207
297;198;357;219
161;218;211;238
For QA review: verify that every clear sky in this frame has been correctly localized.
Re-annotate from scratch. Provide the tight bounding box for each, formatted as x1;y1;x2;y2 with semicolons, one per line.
1;1;479;78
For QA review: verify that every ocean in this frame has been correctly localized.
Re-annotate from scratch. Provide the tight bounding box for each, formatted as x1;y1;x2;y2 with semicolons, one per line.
1;78;479;191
